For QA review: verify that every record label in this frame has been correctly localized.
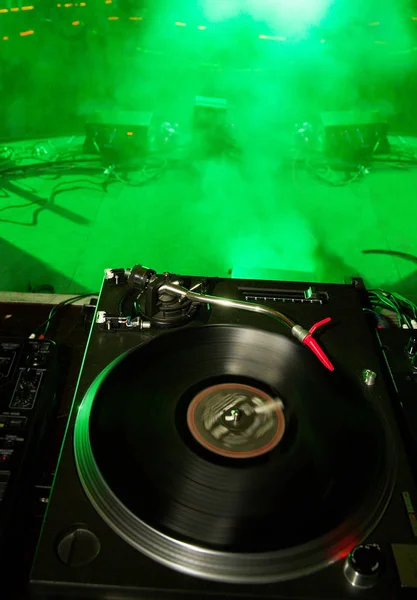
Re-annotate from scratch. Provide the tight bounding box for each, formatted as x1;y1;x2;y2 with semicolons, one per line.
187;383;285;458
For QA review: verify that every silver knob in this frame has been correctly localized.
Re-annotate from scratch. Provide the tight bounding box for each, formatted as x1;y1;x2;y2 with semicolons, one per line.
343;544;383;588
362;369;377;386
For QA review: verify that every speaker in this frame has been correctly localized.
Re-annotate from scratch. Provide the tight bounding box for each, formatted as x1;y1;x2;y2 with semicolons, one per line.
84;110;153;163
319;110;389;163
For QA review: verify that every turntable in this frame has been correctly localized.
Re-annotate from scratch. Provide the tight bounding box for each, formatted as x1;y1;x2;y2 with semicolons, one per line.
30;267;417;599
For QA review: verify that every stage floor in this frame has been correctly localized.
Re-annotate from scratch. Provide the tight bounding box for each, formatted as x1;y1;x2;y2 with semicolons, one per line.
1;135;416;299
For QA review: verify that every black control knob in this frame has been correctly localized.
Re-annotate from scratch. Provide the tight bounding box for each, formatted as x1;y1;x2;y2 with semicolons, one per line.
21;370;38;385
343;544;383;588
406;336;417;357
57;528;100;567
26;353;45;367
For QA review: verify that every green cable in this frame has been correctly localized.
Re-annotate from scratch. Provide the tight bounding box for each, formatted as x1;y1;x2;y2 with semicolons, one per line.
371;291;414;328
390;292;417;319
368;291;404;326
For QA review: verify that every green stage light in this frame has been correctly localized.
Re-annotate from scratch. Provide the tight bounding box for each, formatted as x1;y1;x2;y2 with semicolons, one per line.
200;0;334;32
248;0;333;23
198;0;243;23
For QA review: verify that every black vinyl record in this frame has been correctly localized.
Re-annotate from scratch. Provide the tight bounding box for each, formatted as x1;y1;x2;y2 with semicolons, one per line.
75;325;396;582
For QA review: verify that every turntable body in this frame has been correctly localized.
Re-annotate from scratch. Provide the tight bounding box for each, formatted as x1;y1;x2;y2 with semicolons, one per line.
30;273;417;599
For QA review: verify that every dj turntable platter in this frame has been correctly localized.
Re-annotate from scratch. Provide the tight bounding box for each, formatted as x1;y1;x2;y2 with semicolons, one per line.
74;325;397;583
